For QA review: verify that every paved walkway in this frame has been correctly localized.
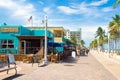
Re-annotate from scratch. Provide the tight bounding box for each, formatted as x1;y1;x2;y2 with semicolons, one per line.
0;52;118;80
91;50;120;80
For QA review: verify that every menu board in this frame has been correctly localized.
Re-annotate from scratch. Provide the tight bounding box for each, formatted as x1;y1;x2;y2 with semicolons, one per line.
8;54;15;64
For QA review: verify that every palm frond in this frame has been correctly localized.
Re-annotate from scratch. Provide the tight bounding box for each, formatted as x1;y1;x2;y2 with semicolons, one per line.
113;0;120;8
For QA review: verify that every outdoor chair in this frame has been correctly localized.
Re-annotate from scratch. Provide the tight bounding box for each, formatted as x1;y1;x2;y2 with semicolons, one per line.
0;54;17;74
50;54;58;63
32;55;41;67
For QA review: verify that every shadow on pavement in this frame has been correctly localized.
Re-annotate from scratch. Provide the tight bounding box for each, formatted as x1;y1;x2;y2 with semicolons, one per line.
3;74;24;80
64;64;75;66
80;53;88;57
62;56;78;63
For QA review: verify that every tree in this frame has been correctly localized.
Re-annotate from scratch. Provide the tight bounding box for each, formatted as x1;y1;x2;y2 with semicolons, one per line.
80;40;85;48
70;35;77;43
90;39;98;49
108;15;120;53
109;15;120;32
95;27;105;51
113;0;120;8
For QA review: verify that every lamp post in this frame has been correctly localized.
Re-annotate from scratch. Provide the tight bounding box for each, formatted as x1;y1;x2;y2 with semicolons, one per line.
43;15;48;65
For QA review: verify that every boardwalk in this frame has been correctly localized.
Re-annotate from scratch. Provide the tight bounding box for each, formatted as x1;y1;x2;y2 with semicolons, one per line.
0;53;118;80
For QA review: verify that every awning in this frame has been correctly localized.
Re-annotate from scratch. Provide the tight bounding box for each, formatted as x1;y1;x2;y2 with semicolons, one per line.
16;36;51;40
62;38;76;45
48;42;64;47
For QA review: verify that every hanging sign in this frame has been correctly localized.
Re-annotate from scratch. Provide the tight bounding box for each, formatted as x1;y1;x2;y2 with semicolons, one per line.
1;27;19;32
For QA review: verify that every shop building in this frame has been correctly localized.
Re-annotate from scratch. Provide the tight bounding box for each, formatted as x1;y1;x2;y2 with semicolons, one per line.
0;24;54;54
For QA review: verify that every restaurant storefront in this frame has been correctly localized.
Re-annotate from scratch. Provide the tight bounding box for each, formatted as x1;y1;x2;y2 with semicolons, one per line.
0;24;54;54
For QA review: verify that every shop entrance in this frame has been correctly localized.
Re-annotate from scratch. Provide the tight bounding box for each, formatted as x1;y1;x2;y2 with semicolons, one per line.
21;39;42;54
17;36;45;54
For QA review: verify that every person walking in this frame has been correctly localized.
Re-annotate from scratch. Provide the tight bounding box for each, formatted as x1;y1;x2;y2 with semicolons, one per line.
86;49;89;56
77;47;80;58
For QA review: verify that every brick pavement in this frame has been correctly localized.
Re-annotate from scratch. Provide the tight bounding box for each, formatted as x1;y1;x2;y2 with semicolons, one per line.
0;52;118;80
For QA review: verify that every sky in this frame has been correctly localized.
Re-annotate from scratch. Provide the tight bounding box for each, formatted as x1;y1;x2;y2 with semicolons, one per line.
0;0;120;47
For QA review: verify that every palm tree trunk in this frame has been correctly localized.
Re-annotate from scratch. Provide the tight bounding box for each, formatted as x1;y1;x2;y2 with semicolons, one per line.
113;40;116;54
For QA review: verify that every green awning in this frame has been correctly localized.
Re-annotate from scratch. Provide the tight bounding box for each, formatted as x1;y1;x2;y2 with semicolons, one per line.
62;38;76;45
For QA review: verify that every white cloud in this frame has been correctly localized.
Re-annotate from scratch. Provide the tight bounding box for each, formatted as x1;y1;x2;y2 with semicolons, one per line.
43;7;53;14
0;0;14;8
82;26;97;40
58;2;103;17
90;0;108;6
102;7;113;12
38;1;44;5
57;1;113;18
58;6;78;15
0;0;38;25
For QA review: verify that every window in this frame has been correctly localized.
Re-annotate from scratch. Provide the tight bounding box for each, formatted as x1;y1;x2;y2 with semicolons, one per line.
0;40;14;48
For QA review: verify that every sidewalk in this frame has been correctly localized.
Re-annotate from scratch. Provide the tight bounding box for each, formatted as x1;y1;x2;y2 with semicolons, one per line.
0;53;118;80
91;50;120;80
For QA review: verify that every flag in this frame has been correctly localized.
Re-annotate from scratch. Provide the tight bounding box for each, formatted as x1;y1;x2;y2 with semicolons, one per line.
28;16;32;22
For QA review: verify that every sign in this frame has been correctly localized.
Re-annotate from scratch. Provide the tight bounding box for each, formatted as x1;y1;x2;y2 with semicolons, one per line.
8;54;15;64
1;27;18;32
71;51;76;58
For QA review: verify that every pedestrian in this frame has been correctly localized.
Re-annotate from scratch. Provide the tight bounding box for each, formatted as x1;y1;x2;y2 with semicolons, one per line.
76;47;80;58
86;49;89;56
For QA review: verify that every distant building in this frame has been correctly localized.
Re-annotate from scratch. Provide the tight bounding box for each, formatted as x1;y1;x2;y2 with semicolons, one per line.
65;28;81;44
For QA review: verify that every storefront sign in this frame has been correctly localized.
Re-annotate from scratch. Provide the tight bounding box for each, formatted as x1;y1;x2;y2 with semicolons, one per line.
1;27;19;32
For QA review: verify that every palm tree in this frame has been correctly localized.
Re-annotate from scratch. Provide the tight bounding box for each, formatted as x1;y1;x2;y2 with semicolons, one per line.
95;27;105;51
70;35;77;43
109;15;120;31
113;0;120;8
90;39;98;49
108;15;120;53
109;30;120;53
80;40;85;48
103;35;108;44
90;41;94;49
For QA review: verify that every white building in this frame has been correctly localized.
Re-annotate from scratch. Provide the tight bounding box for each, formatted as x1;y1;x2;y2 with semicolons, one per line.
65;28;81;44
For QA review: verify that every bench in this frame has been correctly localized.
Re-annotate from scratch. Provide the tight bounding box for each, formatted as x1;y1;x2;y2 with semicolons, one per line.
0;54;17;74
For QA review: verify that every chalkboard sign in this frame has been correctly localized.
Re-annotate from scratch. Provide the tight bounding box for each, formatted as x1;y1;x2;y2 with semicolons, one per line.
8;54;15;64
71;51;76;58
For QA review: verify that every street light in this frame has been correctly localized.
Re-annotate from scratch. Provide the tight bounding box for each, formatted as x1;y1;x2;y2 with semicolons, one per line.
42;15;48;66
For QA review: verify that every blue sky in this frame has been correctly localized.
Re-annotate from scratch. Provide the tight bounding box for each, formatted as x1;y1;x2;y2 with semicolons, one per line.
0;0;120;47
